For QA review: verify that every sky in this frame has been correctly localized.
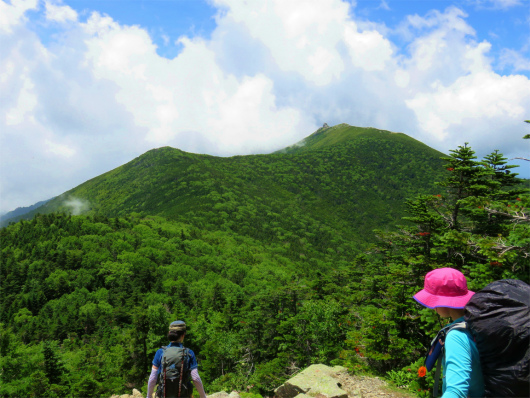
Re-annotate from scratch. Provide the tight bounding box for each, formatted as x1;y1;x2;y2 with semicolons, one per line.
1;0;530;214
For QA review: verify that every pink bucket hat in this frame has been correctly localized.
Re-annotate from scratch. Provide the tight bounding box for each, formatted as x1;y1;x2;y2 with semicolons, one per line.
413;268;475;309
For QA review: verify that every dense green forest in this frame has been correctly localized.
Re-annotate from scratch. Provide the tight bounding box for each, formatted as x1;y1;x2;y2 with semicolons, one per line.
2;125;447;249
1;125;528;398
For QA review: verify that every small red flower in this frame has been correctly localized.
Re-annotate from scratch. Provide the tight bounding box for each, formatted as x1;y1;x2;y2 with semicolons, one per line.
447;167;454;171
418;366;427;377
516;198;521;201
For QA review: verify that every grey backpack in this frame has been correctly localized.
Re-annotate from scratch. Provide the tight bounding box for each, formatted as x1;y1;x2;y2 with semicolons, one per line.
156;346;191;398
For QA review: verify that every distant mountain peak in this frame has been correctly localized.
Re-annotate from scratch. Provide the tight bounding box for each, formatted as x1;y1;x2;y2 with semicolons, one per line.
275;123;407;154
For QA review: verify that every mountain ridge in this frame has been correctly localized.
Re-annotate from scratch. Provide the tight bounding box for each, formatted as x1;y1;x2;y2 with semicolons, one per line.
1;123;446;243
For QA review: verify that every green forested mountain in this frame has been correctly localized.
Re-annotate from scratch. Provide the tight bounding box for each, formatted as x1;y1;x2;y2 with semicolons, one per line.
1;125;528;398
6;124;446;252
0;199;53;225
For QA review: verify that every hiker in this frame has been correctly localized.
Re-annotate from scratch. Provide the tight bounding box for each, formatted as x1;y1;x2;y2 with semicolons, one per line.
147;320;207;398
413;268;484;398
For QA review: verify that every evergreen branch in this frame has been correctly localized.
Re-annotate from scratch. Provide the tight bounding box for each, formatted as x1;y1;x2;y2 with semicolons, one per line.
430;205;454;227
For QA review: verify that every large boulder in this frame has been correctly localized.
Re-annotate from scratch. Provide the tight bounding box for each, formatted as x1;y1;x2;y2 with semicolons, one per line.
274;365;352;398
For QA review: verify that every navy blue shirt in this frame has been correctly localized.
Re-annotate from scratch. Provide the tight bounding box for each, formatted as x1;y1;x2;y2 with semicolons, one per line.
152;342;198;373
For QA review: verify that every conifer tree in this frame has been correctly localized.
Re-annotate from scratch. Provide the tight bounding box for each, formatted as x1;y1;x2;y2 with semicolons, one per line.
43;340;64;385
345;143;529;372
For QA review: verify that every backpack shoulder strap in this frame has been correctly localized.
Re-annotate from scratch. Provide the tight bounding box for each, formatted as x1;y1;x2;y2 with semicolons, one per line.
447;321;467;331
431;322;467;398
183;347;190;372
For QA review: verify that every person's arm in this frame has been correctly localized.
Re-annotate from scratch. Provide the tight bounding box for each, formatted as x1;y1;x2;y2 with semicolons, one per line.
191;368;207;398
442;331;473;398
147;366;158;398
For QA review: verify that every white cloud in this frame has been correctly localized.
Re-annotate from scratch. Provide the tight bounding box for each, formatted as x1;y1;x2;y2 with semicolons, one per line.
80;11;313;154
406;71;530;147
45;139;76;157
5;74;37;125
500;49;530;71
45;0;77;23
0;0;38;34
399;7;487;80
378;1;391;11
213;0;349;85
344;23;394;71
1;0;529;213
63;197;90;215
469;0;523;9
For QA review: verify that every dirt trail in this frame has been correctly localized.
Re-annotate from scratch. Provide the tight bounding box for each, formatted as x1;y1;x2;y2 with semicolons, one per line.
335;373;416;398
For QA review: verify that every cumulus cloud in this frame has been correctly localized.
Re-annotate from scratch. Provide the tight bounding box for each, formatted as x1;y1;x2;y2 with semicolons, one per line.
45;0;77;23
0;0;37;33
0;0;529;213
407;72;530;144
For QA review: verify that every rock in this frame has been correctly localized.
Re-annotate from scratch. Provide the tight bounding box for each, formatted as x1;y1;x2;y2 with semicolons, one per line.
109;388;144;398
209;392;230;398
209;391;240;398
274;364;350;398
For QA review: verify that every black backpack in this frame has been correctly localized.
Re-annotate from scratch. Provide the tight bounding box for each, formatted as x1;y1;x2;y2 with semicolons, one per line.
426;279;530;397
156;346;192;398
464;279;530;397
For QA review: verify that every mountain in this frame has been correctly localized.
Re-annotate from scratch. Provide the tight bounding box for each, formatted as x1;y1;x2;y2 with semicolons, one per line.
3;124;527;398
277;123;425;154
0;198;53;226
6;124;446;252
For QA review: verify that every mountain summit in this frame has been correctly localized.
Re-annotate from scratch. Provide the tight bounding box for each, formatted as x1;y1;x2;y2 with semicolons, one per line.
2;124;445;250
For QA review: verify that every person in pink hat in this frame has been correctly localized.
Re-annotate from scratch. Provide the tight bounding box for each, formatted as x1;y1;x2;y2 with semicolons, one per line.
414;268;484;398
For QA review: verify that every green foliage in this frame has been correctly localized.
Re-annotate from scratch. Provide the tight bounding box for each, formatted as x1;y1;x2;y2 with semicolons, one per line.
0;213;353;396
386;358;434;398
4;125;447;257
343;144;528;375
0;131;527;398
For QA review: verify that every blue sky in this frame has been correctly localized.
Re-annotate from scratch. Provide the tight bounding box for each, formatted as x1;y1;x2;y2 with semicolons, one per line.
1;0;529;213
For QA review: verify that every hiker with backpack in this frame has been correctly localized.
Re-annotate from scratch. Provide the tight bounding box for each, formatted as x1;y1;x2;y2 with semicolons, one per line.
413;268;484;398
147;320;207;398
414;268;530;398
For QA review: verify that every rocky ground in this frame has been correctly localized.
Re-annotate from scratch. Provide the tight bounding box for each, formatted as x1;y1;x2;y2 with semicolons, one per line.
111;369;415;398
335;373;415;398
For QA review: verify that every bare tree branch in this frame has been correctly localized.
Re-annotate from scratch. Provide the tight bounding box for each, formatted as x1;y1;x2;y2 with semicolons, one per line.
483;206;529;222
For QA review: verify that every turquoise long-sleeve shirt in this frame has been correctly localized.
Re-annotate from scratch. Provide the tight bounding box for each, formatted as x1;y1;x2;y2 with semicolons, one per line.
442;317;484;398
